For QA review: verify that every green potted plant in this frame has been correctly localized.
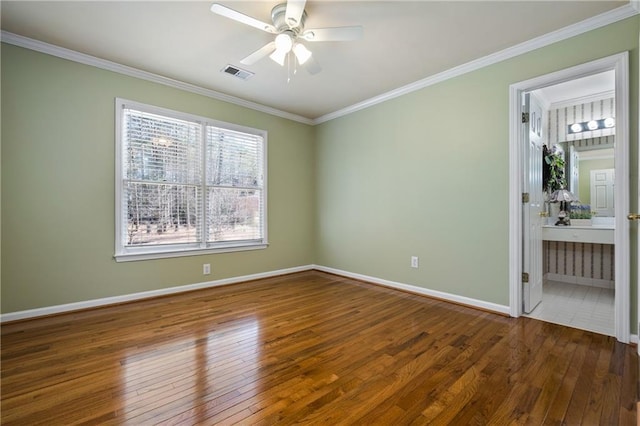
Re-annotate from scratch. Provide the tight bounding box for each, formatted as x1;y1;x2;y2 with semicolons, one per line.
569;204;593;226
543;145;567;221
543;145;566;193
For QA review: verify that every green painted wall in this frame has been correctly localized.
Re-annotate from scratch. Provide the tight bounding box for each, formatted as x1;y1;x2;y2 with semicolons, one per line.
315;17;639;309
1;44;316;313
578;158;615;206
1;15;639;327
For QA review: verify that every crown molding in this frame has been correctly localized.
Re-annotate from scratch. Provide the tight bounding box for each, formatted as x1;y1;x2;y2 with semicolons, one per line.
0;31;315;126
548;89;615;110
1;2;637;127
313;3;639;125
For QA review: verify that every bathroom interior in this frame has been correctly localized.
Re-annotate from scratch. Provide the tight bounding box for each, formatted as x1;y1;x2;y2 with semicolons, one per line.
525;70;616;337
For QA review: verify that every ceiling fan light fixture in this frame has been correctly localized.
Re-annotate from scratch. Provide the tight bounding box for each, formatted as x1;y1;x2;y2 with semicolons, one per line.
269;48;288;66
293;43;312;65
274;33;293;53
210;1;362;76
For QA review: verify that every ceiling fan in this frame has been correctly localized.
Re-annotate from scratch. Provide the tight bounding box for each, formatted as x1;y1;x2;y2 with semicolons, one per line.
210;0;363;75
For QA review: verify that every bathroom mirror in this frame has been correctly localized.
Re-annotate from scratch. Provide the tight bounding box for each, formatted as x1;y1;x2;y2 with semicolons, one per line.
561;139;615;217
535;69;616;221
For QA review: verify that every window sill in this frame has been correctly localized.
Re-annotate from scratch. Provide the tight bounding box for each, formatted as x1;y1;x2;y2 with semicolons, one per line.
114;243;268;262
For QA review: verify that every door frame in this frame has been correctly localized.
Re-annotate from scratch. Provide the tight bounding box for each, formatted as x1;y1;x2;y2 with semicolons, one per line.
508;51;630;343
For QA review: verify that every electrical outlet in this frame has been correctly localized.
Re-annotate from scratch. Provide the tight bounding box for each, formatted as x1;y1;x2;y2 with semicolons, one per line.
203;263;211;275
411;256;419;268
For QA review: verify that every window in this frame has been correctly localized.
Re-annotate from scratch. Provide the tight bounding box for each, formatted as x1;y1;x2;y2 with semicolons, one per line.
115;99;267;261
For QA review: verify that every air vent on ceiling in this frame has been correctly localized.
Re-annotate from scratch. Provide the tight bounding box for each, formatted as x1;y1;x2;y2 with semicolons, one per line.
221;65;254;81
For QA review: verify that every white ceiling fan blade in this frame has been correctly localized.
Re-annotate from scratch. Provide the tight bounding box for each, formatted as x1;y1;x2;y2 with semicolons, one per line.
210;3;277;34
285;0;306;28
240;42;277;65
303;56;322;75
302;26;363;42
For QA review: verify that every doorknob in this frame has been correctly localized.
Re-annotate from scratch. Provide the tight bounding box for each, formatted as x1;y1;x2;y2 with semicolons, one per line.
627;213;640;220
538;211;549;217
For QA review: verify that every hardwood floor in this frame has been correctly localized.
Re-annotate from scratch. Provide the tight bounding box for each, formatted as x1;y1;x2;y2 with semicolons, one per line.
1;271;637;425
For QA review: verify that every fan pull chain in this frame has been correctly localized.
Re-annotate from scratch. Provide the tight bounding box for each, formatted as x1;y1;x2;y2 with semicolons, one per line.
287;51;291;83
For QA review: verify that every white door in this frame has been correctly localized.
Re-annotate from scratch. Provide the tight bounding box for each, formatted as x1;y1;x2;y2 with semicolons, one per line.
523;93;544;313
591;168;615;217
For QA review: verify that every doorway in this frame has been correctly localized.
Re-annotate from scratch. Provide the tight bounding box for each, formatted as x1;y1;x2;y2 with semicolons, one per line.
525;73;616;336
508;52;630;343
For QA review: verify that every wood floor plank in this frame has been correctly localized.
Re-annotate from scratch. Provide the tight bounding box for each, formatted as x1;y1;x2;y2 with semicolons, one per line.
355;316;506;424
540;329;592;425
1;270;636;425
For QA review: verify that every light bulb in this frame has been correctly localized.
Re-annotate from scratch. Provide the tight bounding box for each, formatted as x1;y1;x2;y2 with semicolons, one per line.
587;120;598;130
570;123;583;133
274;33;293;53
604;117;615;128
293;43;312;65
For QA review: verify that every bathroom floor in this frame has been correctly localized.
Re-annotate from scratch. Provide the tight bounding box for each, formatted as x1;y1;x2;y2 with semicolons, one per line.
524;279;615;336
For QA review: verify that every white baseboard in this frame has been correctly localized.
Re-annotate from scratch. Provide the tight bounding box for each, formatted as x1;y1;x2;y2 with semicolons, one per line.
312;265;511;316
5;265;632;342
0;265;314;323
545;273;614;289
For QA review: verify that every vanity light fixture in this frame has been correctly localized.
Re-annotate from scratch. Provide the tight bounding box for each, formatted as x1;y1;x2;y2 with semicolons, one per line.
570;123;583;133
567;117;615;134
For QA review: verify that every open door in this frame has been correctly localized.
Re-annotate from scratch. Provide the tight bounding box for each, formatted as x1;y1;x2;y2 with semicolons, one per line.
522;93;544;313
510;52;629;342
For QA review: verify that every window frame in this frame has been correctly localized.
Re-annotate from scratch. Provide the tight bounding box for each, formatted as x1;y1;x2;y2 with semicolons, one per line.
114;98;268;262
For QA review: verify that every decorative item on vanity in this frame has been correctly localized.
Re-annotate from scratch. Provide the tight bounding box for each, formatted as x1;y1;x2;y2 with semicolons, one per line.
549;189;579;226
569;204;594;226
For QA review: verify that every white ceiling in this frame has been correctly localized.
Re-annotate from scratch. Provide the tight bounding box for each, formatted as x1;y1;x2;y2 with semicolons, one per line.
1;1;630;120
536;70;616;107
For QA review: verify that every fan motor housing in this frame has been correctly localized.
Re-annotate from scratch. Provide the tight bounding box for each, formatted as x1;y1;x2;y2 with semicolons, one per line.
271;3;307;33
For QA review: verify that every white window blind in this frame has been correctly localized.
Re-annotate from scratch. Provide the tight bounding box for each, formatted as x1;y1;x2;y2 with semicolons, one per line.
115;99;267;261
206;126;264;243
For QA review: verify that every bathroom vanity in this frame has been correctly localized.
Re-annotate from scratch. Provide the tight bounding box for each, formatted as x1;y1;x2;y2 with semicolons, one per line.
541;219;615;288
541;224;614;244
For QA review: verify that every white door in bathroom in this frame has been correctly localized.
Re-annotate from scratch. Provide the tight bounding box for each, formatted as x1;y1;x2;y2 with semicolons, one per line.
523;93;544;313
591;168;615;217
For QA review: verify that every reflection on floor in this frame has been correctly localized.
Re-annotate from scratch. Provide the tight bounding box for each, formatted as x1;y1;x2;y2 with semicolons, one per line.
524;280;615;336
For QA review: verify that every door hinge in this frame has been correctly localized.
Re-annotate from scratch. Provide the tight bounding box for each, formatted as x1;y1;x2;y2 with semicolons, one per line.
522;192;530;203
522;272;529;283
522;112;530;123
